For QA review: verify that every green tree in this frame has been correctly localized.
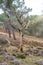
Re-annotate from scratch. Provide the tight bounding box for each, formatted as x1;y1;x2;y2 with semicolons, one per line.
0;0;32;52
0;0;16;39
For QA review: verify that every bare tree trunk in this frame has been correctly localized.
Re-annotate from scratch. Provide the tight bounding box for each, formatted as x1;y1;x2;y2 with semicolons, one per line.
8;29;11;38
19;31;23;52
12;30;16;40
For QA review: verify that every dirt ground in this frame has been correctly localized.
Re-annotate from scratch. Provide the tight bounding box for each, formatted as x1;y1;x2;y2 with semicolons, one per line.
0;30;43;43
0;30;43;65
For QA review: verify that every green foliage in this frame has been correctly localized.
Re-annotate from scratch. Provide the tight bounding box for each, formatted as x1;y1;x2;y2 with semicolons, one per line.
0;0;3;4
0;14;7;22
0;0;32;35
16;52;26;59
26;15;43;37
6;0;13;8
0;0;43;38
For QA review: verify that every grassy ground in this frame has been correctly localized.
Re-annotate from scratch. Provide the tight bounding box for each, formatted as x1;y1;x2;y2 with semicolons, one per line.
0;32;43;65
0;45;43;65
21;56;43;65
0;54;43;65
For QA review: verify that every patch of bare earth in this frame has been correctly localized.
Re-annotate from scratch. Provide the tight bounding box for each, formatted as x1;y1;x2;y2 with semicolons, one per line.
0;30;43;50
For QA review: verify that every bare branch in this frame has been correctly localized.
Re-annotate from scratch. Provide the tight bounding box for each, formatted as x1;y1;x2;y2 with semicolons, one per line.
25;20;30;29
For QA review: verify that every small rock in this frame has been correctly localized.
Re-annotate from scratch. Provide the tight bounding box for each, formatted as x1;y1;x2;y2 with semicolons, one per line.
0;62;8;65
33;49;43;56
35;59;43;65
0;51;5;54
10;59;21;65
0;37;10;47
4;54;14;60
36;51;43;56
33;49;39;54
3;48;7;52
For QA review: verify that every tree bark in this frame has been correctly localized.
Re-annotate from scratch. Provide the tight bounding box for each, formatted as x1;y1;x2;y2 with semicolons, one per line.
8;29;11;38
12;30;16;40
19;31;23;52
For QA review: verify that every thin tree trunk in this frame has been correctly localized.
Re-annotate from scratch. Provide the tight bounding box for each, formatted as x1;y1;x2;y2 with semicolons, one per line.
8;30;11;38
19;31;23;52
12;30;16;40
